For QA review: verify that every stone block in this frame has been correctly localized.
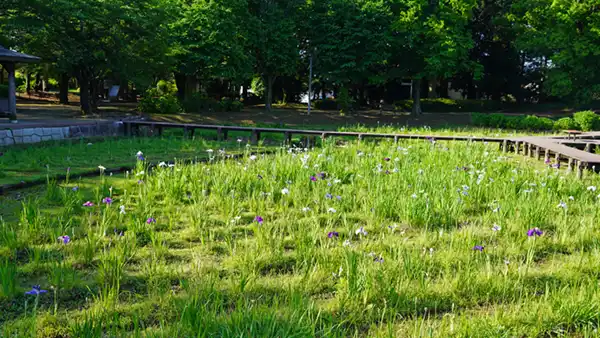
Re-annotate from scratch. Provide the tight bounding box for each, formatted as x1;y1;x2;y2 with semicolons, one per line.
43;128;53;135
3;137;14;145
21;128;35;137
41;135;52;141
31;135;41;143
11;129;23;137
13;136;23;144
23;136;33;143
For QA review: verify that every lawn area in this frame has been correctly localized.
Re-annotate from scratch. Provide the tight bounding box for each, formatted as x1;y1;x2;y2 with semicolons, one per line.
2;136;600;336
0;136;260;186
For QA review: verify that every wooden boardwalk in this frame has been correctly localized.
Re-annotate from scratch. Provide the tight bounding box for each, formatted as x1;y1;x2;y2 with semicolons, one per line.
123;121;600;179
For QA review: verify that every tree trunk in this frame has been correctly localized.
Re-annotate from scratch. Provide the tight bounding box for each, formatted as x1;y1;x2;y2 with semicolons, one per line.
264;75;275;112
35;73;41;91
411;78;423;115
59;73;69;104
439;79;449;98
25;71;31;94
174;72;186;100
242;84;248;100
89;79;99;113
79;73;90;115
185;75;197;99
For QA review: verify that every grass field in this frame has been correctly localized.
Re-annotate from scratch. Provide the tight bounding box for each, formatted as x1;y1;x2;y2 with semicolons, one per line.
2;135;600;337
0;136;257;186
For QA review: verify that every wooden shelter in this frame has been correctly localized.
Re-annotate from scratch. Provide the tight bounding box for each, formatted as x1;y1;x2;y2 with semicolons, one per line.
0;45;40;120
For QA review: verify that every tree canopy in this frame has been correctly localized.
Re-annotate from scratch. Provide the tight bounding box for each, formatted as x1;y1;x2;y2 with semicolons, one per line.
2;0;598;113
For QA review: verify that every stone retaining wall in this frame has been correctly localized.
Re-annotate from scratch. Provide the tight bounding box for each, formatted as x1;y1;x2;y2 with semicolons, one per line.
0;121;124;146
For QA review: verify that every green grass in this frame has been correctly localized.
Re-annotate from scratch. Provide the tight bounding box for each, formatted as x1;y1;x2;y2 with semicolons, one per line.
0;136;260;186
1;134;600;336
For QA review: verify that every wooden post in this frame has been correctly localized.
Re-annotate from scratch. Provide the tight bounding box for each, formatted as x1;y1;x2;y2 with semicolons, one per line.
6;62;16;119
125;122;132;136
502;140;508;152
515;141;520;154
183;126;194;138
357;134;363;144
321;132;328;143
217;127;224;141
251;129;260;144
544;149;550;163
555;153;561;165
222;129;228;141
394;136;399;144
535;146;541;160
577;161;586;179
284;132;292;145
567;158;574;173
156;125;163;136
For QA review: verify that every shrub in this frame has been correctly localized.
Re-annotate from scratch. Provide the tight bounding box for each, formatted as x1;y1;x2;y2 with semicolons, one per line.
314;99;338;111
230;100;244;112
138;88;183;115
337;87;354;114
471;112;559;131
553;117;579;131
217;98;243;112
505;115;524;129
573;111;599;131
181;93;218;113
156;80;177;95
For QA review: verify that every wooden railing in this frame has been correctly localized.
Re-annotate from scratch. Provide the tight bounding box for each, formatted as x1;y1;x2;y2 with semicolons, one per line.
122;121;504;144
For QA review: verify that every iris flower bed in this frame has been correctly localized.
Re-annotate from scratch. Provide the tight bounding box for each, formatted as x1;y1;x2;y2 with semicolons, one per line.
2;139;600;336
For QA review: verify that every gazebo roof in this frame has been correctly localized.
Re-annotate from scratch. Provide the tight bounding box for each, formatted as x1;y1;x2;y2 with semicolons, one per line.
0;45;40;63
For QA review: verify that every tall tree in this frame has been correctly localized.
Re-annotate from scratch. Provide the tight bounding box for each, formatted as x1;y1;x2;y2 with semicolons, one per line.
172;0;253;100
248;0;301;112
511;0;600;103
391;0;477;114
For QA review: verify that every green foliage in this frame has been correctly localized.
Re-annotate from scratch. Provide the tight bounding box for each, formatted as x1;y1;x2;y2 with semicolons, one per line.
471;113;569;131
156;80;177;96
336;87;353;114
251;77;265;98
554;117;579;131
218;98;244;112
138;88;183;115
573;111;600;132
181;93;218;113
314;99;338;111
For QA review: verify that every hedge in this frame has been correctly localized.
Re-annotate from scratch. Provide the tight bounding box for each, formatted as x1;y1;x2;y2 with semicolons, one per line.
471;112;600;132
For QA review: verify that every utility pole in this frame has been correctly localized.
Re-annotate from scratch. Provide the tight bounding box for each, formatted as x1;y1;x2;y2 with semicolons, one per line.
307;53;313;115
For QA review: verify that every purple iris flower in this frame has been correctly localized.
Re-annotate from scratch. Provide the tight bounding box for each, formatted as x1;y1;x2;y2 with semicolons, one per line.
25;285;47;295
328;231;339;238
318;172;327;179
373;256;384;263
310;176;317;182
58;235;70;244
385;170;391;175
325;193;333;199
146;217;156;224
72;186;79;192
552;163;560;169
137;155;145;161
527;227;543;237
473;245;484;252
138;180;144;184
83;201;94;207
102;197;113;205
384;157;390;162
336;195;342;200
255;216;264;225
544;158;551;164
